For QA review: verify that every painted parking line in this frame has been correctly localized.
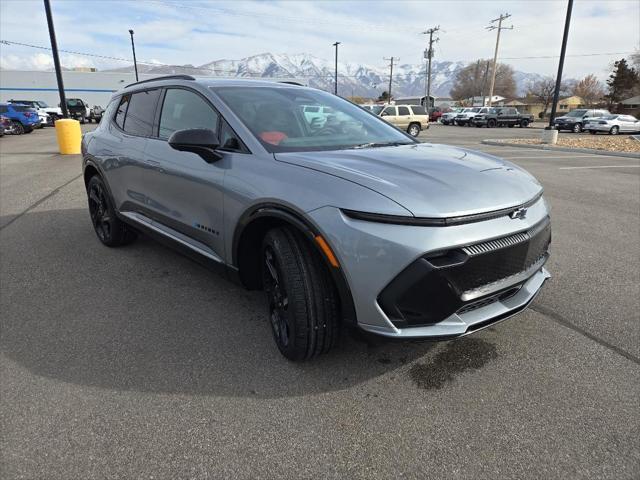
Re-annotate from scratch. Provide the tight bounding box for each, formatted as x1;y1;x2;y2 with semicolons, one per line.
558;165;640;170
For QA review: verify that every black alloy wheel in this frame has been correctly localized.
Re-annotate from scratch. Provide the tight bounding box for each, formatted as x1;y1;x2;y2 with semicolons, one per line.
86;176;136;247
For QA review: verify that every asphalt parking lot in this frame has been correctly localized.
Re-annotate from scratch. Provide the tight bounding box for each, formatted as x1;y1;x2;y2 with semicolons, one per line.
1;123;639;479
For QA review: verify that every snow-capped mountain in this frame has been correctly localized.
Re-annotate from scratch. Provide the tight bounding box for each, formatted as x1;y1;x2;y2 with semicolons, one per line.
107;52;543;98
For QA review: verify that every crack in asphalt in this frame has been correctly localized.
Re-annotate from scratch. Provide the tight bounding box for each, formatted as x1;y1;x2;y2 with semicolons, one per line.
0;173;83;232
531;304;640;366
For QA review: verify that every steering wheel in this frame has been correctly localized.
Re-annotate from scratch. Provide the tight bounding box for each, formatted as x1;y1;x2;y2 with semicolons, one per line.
311;125;339;136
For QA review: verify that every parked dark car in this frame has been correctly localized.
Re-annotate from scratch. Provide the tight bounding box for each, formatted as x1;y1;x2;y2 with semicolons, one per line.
553;108;610;133
64;98;91;123
474;107;534;128
0;103;40;134
0;114;11;136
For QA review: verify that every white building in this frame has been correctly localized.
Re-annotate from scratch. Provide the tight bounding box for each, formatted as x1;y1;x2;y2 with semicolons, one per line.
0;70;305;107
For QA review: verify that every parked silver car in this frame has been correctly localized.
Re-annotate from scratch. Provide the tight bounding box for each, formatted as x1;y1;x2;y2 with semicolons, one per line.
82;76;551;360
585;114;640;135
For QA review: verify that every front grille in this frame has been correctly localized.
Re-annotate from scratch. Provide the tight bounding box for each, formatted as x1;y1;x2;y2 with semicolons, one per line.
441;218;551;295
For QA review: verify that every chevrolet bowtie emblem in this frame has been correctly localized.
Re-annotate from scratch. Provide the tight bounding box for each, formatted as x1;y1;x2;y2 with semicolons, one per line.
509;207;527;220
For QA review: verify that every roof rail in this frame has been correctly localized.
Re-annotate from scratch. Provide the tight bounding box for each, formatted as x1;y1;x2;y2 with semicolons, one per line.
125;74;196;88
279;81;304;86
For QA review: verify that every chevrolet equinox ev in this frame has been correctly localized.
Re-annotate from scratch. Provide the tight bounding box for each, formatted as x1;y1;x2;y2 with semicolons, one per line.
82;76;551;361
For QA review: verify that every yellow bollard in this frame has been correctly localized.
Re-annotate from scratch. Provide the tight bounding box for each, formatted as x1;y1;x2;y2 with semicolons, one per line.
54;119;82;154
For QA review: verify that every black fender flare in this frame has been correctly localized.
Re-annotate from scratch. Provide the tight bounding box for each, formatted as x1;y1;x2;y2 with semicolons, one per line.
233;203;357;324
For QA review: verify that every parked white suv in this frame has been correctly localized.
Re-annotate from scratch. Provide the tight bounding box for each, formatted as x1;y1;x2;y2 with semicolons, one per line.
454;107;491;126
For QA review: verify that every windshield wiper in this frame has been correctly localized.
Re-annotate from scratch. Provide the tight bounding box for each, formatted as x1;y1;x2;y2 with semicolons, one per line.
348;141;412;150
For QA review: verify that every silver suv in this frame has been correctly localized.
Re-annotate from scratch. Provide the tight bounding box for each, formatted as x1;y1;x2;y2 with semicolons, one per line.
82;76;551;361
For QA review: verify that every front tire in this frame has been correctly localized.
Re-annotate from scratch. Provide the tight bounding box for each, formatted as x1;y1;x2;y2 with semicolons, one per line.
572;123;582;133
262;228;339;361
520;119;529;128
87;175;137;247
487;119;497;128
609;126;619;135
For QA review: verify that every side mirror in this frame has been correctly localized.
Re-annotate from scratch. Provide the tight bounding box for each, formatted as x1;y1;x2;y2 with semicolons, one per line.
381;112;388;116
168;128;222;163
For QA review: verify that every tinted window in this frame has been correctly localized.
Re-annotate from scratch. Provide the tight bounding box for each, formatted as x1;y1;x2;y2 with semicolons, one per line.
123;89;160;136
398;106;410;115
382;106;396;116
114;95;129;129
410;106;427;115
159;89;218;140
219;120;246;152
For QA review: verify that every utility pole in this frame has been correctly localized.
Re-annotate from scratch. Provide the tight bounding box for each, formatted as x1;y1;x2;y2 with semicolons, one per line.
548;0;573;128
383;57;397;102
486;13;513;106
479;61;490;106
332;42;341;95
129;29;139;82
43;0;68;118
421;26;440;109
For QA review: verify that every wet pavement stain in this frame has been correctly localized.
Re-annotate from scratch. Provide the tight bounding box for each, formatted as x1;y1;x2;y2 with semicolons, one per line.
408;338;498;390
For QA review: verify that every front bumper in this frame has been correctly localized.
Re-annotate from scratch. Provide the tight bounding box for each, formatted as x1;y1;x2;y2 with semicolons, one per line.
307;196;550;338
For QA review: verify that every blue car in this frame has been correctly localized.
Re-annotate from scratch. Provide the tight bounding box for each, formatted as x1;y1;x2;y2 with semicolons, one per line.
0;103;41;134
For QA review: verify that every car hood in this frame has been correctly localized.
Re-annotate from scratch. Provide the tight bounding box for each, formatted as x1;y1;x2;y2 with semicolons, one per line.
275;143;542;218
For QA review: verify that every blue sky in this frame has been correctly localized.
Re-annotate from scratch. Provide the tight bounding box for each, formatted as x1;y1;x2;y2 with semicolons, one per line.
1;0;638;78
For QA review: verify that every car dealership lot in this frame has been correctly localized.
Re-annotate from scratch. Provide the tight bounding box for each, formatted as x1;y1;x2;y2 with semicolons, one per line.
1;125;638;479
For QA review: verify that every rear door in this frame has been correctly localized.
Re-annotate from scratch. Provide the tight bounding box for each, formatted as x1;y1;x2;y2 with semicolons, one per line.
143;87;227;260
104;89;161;215
396;106;411;129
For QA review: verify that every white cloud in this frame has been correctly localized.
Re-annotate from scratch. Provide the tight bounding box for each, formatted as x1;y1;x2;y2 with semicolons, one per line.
0;0;638;80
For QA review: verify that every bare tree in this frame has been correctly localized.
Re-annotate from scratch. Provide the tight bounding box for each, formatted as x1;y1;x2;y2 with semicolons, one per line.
451;59;516;101
572;74;606;106
527;76;568;115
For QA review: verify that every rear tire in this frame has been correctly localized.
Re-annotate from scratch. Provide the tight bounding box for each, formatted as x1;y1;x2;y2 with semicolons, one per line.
86;175;137;247
407;123;421;137
11;121;24;135
262;228;339;361
487;119;497;128
520;119;529;128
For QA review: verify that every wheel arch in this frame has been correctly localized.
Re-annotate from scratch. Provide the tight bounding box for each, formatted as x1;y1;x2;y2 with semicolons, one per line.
232;203;357;324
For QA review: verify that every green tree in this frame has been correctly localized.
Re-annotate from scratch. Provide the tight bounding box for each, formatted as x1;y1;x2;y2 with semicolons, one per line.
605;58;639;106
377;91;390;102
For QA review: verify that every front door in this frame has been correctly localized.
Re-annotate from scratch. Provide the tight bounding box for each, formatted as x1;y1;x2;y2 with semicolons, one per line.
143;87;227;261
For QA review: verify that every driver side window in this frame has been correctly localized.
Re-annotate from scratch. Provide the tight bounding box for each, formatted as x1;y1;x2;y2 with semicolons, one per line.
159;89;219;140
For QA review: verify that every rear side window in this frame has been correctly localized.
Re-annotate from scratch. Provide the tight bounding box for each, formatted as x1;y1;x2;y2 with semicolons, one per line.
114;95;129;129
123;89;160;136
410;106;427;115
159;88;219;140
398;106;410;115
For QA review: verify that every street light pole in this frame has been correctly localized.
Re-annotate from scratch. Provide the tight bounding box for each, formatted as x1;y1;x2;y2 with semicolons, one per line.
548;0;573;128
332;41;341;95
129;29;139;82
43;0;68;118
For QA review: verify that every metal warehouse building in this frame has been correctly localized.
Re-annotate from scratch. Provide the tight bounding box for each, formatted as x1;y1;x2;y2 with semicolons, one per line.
0;70;306;108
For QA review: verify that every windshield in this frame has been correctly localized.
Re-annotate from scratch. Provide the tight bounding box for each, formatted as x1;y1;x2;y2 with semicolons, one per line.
214;86;415;152
566;109;587;118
